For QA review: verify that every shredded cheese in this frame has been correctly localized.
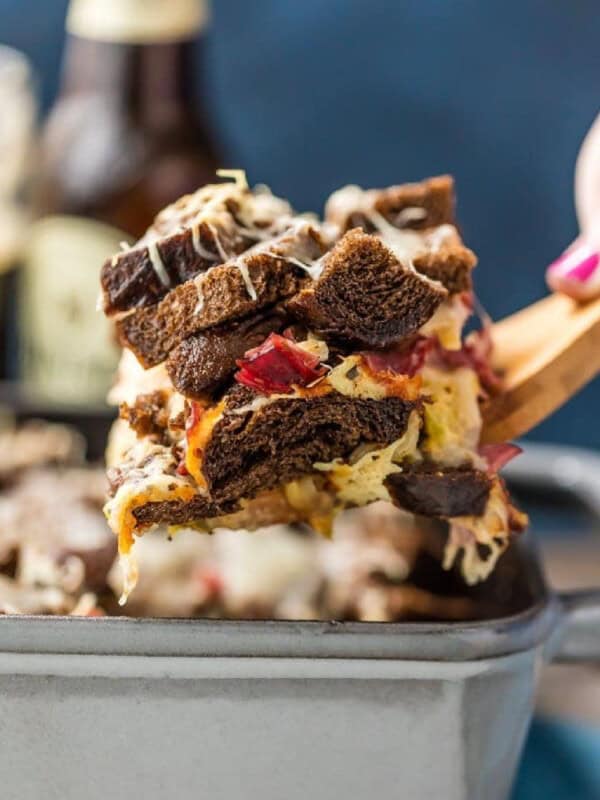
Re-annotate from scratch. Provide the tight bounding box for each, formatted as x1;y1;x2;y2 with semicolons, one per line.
234;258;257;301
314;411;422;507
216;168;249;190
326;355;420;401
191;224;221;261
231;394;279;416
421;365;483;468
103;441;198;602
147;240;171;287
443;480;521;585
420;294;472;351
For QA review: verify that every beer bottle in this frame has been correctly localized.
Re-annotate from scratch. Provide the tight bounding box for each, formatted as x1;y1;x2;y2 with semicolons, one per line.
20;0;219;404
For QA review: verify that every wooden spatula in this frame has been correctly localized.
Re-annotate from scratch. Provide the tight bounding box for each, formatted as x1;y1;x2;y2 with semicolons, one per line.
481;293;600;444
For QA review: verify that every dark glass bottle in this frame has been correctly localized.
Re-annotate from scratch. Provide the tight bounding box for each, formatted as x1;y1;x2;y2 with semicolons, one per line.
20;0;219;404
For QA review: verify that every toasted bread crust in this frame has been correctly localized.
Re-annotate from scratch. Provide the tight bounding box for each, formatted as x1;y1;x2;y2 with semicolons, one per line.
413;245;476;295
200;385;419;504
132;494;238;526
386;465;491;518
119;390;170;440
324;177;473;293
287;229;447;348
117;255;306;368
166;309;289;401
325;175;455;233
101;222;249;314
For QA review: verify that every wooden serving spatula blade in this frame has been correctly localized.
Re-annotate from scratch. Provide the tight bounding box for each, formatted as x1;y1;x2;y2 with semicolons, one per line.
481;293;600;444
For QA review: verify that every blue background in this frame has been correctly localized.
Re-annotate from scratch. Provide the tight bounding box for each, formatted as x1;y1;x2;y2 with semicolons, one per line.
1;0;599;447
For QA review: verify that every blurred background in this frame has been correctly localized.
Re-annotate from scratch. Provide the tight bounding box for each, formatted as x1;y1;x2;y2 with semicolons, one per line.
0;2;600;798
1;0;600;444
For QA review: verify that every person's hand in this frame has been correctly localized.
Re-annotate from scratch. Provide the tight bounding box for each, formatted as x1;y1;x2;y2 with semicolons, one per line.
546;112;600;300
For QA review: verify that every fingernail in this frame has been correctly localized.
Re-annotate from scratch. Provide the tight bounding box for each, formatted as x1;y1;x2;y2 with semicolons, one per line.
546;239;600;299
548;240;599;280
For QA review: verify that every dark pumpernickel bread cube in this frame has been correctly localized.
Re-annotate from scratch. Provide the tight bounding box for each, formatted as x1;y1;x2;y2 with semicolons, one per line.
101;221;249;314
199;384;419;505
325;175;455;233
286;229;447;348
132;487;309;531
166;309;289;401
325;177;474;294
117;254;307;368
413;245;476;296
386;465;491;518
116;222;324;368
132;494;239;527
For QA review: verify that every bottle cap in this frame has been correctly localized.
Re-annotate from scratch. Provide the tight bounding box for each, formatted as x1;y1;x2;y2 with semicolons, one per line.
67;0;208;43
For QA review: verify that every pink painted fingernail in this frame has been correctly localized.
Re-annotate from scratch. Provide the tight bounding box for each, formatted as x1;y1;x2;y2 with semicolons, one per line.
546;239;600;299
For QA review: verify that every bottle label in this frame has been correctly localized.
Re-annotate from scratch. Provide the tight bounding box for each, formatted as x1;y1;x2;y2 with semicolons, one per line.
67;0;208;44
20;215;129;405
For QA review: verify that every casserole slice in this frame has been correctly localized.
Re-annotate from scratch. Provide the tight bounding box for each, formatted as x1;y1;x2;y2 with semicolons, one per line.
101;174;526;601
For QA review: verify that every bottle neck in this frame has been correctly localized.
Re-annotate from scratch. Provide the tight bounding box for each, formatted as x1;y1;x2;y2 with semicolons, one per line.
60;35;202;130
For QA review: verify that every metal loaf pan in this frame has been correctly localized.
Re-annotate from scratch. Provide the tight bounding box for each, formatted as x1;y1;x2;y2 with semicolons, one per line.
0;443;599;800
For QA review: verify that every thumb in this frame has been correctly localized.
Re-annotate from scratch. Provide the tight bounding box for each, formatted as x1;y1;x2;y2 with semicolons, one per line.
546;113;600;300
575;111;600;247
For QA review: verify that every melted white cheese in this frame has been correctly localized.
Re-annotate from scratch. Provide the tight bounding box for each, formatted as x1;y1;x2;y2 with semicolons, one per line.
325;183;458;267
234;258;258;301
278;253;325;281
366;209;428;263
147;241;171;288
314;411;422;506
421;365;484;469
443;480;514;585
118;552;139;606
327;355;389;400
192;253;258;315
204;221;230;262
193;272;207;315
107;348;172;406
191;224;221;261
394;206;427;226
231;395;279;416
104;441;198;603
420;294;472;350
215;169;249;190
427;223;457;252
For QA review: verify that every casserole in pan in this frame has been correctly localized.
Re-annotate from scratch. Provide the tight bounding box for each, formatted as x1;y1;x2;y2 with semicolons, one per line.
0;442;598;800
